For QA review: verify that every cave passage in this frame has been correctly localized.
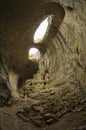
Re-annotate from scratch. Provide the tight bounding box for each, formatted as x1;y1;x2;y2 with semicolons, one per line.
0;1;86;130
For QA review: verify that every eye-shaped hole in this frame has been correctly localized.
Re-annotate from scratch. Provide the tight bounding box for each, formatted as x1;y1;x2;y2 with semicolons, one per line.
33;16;52;44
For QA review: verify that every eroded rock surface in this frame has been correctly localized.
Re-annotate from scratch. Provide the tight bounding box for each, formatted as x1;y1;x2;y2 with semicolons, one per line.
0;0;86;130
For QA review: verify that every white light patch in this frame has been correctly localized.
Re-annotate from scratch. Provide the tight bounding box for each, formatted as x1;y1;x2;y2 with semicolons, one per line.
34;17;49;43
29;48;40;60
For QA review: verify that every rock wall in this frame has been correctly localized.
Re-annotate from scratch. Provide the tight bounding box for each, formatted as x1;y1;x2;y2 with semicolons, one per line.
26;0;86;92
0;0;86;98
0;1;86;129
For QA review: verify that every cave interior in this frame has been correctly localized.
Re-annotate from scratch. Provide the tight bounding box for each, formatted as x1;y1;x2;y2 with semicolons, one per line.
0;0;86;130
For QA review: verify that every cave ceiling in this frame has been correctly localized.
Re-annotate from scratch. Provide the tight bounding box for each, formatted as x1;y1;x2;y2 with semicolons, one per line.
0;0;65;71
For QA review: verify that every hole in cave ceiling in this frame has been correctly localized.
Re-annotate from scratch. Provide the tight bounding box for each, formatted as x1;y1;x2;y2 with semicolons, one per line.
28;47;41;61
33;15;52;44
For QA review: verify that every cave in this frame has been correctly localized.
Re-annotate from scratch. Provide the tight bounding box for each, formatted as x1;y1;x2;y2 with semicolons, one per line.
0;0;86;130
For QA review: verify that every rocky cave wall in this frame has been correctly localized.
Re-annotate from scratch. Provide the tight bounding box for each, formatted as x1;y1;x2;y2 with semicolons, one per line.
23;0;86;95
0;0;86;129
0;0;86;99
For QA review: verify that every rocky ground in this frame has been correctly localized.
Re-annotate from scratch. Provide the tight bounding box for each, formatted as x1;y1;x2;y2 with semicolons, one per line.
0;83;86;130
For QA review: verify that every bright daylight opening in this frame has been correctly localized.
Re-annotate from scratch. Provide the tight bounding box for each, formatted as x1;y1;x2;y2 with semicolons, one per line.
29;48;41;60
33;16;51;44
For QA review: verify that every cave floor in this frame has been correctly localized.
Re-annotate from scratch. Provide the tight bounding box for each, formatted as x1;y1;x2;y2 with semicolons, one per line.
0;96;86;130
0;84;86;130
